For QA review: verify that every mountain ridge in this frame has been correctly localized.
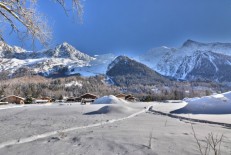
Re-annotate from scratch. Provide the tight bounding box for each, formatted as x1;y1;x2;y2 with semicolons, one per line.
0;42;115;78
2;40;231;83
139;40;231;82
106;56;170;86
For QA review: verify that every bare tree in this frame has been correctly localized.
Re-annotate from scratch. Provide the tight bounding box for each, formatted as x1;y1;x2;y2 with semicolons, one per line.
191;123;224;155
0;0;83;46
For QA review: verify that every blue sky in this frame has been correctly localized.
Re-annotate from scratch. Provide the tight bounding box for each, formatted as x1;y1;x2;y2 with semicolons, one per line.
5;0;231;55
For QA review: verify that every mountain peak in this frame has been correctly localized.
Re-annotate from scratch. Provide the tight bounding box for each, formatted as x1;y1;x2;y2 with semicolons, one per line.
114;55;130;61
0;41;5;46
0;41;11;50
182;39;201;47
59;42;72;47
56;42;75;50
107;55;169;86
107;55;131;71
0;42;99;78
61;42;69;45
51;42;94;61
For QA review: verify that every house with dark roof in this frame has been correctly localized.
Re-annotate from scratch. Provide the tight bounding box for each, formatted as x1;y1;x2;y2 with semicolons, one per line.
0;95;25;104
116;94;127;100
78;93;98;104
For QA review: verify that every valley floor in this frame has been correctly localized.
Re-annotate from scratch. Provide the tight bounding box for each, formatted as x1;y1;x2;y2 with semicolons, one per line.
0;102;230;155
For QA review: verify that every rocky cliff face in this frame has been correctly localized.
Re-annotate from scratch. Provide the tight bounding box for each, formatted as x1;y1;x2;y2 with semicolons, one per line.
139;40;231;82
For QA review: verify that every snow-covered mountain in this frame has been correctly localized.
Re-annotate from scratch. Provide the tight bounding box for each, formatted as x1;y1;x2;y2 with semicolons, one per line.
106;56;170;86
2;40;231;83
0;42;116;77
139;40;231;82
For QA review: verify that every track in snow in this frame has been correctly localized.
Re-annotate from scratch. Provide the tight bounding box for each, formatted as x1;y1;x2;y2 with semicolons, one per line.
0;106;151;149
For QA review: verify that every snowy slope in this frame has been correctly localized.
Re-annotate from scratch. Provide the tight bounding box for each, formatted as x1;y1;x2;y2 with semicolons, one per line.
171;91;231;114
3;39;231;81
139;40;231;82
67;53;116;76
0;42;116;77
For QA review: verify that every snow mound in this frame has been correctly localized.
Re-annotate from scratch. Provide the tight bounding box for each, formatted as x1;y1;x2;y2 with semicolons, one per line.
171;92;231;114
93;95;128;104
84;105;134;115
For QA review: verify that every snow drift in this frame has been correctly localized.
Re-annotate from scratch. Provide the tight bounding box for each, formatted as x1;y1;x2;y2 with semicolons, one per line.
84;95;134;115
84;105;134;115
93;95;128;104
171;92;231;114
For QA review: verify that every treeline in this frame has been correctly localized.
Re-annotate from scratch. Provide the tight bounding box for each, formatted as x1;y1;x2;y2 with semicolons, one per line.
0;75;230;101
120;81;229;101
0;75;120;99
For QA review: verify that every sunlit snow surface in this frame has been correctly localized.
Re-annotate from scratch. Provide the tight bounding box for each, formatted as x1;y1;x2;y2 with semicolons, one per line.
171;92;231;114
0;101;230;155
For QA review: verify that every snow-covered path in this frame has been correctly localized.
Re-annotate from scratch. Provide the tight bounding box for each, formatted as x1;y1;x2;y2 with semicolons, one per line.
0;106;150;149
0;103;231;155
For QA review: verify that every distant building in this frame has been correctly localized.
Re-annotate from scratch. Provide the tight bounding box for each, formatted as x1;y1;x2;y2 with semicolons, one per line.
33;100;50;104
116;94;127;100
116;94;137;102
78;93;98;104
66;97;76;102
0;95;25;104
126;96;137;102
33;97;52;104
66;93;98;103
40;97;53;102
79;93;98;99
125;94;137;102
74;97;82;102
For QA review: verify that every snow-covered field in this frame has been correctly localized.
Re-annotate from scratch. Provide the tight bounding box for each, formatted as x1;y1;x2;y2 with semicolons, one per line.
0;99;230;155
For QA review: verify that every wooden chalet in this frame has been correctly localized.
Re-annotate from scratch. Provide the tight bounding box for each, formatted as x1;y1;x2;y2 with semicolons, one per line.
116;94;127;100
115;94;136;101
126;96;136;102
0;95;25;104
74;97;82;102
66;97;76;102
40;97;53;102
125;94;137;102
77;93;98;104
33;100;49;104
33;96;53;104
79;93;98;99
